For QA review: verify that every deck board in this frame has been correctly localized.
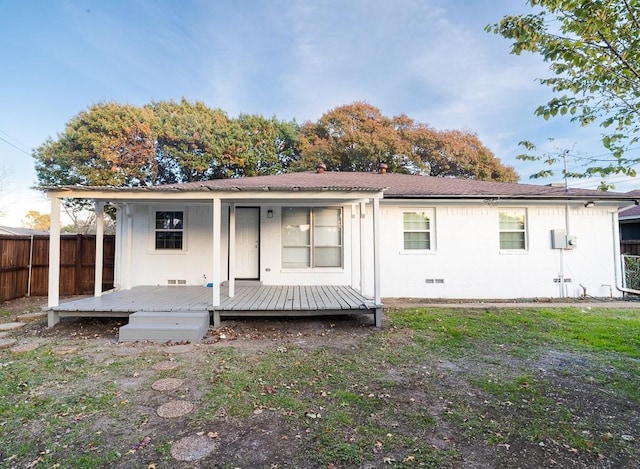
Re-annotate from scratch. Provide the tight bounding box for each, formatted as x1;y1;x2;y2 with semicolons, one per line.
52;285;380;318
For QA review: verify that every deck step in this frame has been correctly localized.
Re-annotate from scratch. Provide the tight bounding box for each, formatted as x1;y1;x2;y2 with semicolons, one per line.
119;311;209;342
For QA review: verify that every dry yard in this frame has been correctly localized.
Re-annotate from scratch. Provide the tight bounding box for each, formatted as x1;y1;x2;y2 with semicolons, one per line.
1;296;639;468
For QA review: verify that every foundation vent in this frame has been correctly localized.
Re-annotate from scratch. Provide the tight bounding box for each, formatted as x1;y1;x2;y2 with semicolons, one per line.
167;279;187;286
425;279;445;284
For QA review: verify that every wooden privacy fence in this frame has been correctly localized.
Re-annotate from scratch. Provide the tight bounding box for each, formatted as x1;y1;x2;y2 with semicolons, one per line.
0;235;115;302
621;240;640;256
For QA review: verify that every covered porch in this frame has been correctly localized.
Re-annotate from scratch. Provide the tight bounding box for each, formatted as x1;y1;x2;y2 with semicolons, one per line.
49;284;382;327
44;172;386;332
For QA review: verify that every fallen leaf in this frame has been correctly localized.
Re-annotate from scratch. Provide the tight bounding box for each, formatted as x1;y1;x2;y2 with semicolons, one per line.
207;431;219;439
131;436;151;451
383;456;395;464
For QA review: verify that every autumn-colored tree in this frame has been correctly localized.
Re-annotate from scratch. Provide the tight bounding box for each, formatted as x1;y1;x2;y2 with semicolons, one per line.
22;210;50;230
411;126;520;181
295;102;518;181
34;102;157;188
295;102;414;173
488;0;640;184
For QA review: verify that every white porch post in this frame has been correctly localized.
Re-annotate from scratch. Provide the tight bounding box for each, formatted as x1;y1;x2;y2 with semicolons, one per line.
113;204;123;290
94;201;104;297
212;198;221;307
372;197;382;327
350;204;358;290
359;201;366;293
123;203;133;290
47;196;61;327
228;203;236;298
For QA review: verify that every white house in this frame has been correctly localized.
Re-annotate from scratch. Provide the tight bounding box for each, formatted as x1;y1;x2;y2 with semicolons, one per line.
43;168;638;335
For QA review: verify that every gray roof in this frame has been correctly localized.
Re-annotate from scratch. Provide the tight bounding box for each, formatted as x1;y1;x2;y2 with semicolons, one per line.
48;171;639;202
0;226;49;236
619;196;640;219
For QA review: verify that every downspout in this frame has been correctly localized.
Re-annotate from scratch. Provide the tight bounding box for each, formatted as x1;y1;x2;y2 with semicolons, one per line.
613;210;640;294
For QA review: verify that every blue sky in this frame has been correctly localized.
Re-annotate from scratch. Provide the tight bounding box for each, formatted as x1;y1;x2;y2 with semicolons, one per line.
1;0;638;226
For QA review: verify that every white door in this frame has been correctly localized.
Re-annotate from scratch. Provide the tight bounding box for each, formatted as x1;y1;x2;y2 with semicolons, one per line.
235;207;260;279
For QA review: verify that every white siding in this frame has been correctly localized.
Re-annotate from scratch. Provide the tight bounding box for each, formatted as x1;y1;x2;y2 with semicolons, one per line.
378;202;622;299
118;199;622;300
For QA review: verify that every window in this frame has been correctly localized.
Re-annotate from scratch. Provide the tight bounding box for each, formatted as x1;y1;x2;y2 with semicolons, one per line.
403;211;431;250
499;210;526;250
155;211;184;250
282;207;342;268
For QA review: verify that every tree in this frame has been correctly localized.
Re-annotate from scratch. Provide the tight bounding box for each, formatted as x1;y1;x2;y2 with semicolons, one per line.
234;114;300;176
61;205;116;234
295;102;518;181
151;99;239;182
487;0;640;184
34;102;158;188
296;102;413;173
22;210;50;230
34;100;301;191
411;126;520;181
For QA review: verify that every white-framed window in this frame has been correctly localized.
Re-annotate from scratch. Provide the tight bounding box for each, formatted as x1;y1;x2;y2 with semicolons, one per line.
282;207;342;268
155;210;184;250
499;210;527;250
403;210;432;250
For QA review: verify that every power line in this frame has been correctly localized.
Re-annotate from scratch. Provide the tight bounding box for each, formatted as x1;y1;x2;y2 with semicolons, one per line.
0;135;31;156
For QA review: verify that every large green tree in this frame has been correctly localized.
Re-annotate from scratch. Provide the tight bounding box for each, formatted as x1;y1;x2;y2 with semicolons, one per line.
34;99;300;189
295;102;519;181
34;102;157;187
488;0;640;183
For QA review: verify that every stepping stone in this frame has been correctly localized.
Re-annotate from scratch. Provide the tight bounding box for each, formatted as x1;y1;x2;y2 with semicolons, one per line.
0;338;17;350
171;435;215;462
0;322;25;331
152;361;180;371
164;344;194;355
51;346;78;355
10;342;40;353
152;378;183;392
157;400;194;418
16;312;47;322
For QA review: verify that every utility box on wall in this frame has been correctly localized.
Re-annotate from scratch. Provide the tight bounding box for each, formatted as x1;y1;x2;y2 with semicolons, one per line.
551;229;577;249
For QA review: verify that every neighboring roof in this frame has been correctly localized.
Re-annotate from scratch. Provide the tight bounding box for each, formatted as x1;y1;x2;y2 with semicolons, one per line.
0;226;49;236
45;171;639;202
618;190;640;219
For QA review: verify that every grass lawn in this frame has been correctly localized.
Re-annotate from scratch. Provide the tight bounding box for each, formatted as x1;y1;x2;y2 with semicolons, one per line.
1;305;639;468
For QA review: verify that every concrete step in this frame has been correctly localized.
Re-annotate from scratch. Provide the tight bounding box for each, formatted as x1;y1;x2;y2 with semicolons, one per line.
119;311;210;342
127;311;209;326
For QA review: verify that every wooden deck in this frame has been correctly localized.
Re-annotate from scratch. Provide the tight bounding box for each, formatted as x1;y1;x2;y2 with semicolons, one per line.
52;285;380;320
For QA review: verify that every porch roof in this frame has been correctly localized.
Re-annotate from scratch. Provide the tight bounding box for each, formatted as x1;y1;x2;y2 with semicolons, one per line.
42;171;638;204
